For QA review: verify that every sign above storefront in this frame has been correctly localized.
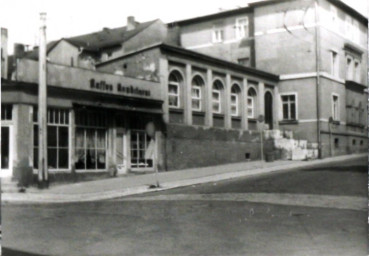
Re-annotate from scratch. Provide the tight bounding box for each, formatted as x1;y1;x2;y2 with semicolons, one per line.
15;59;161;101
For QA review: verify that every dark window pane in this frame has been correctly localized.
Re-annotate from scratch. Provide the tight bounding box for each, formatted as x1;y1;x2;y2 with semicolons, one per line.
65;110;69;124
49;109;54;123
47;126;57;147
58;149;69;169
34;125;39;147
86;149;96;169
282;96;288;102
75;149;85;169
291;103;296;119
34;148;38;168
59;127;69;147
33;107;38;122
48;148;57;168
283;104;289;119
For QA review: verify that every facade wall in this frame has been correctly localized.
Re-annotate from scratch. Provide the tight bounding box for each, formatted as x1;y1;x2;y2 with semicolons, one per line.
1;28;8;79
178;11;254;66
165;124;263;170
254;0;316;74
48;40;80;67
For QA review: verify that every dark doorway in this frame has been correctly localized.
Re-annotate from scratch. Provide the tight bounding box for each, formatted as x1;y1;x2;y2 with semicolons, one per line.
264;92;273;129
1;126;10;169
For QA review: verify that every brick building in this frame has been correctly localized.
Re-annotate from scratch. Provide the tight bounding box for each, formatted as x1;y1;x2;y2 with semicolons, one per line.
1;0;367;180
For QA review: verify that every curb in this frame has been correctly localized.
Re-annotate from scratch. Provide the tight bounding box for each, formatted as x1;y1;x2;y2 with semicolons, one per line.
2;153;366;204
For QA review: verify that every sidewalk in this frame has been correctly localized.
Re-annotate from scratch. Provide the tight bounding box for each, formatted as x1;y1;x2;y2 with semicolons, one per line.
2;153;366;204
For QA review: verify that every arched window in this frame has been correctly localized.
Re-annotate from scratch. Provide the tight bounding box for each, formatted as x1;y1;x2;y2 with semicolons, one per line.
212;80;224;114
191;75;204;111
247;87;257;118
168;71;183;108
231;84;241;116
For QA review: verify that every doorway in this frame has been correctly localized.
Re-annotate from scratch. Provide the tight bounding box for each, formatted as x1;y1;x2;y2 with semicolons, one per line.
264;91;273;130
1;126;13;177
116;129;127;174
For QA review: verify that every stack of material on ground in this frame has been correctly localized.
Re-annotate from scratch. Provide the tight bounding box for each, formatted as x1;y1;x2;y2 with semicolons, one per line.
264;130;318;161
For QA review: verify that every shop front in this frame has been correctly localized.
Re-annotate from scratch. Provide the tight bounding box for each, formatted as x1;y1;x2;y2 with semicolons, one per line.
1;58;163;179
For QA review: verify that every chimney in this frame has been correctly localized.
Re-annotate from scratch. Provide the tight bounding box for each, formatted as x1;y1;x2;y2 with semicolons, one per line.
14;43;26;58
1;28;8;79
127;16;136;31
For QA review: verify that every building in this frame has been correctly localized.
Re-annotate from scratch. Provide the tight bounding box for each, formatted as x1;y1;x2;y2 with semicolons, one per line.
168;0;368;158
1;0;367;181
1;28;8;79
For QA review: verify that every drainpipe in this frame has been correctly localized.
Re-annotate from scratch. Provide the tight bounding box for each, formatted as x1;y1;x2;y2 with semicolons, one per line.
314;0;322;158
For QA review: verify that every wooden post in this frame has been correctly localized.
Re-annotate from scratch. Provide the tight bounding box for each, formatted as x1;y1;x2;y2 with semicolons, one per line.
38;12;48;188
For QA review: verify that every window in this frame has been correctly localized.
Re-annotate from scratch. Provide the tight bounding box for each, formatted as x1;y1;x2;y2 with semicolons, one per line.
330;5;338;30
352;139;356;146
33;108;70;169
70;57;74;67
191;76;204;111
330;51;339;77
212;80;224;114
168;71;182;108
231;84;241;116
354;61;360;82
130;117;154;169
345;16;353;40
74;110;107;170
281;94;297;120
346;57;353;80
238;58;250;67
247;87;257;118
1;104;12;120
235;17;249;39
212;28;224;43
332;94;339;121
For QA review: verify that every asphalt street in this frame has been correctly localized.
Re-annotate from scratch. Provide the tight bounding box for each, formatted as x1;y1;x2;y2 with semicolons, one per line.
2;157;367;256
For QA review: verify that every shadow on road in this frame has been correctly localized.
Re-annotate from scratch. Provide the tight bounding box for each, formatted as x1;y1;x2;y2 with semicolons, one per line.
301;165;366;173
2;247;47;256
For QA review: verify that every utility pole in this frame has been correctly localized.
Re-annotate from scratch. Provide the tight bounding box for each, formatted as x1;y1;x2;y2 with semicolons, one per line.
38;12;48;188
314;0;322;159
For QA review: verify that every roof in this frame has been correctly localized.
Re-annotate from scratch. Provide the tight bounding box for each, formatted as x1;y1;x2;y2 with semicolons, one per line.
23;19;158;60
248;0;367;24
96;43;280;82
167;7;252;27
168;0;367;26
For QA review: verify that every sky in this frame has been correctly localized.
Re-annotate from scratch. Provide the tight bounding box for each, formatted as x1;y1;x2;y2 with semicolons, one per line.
1;0;367;53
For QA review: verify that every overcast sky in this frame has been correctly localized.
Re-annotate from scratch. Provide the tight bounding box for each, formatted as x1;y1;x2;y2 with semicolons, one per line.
1;0;367;53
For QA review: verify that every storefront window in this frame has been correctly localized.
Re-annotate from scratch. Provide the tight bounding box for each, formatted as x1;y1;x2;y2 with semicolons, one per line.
130;130;154;169
33;108;70;169
75;110;107;170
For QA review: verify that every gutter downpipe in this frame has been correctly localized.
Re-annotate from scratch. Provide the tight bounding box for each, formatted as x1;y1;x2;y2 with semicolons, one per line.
314;0;322;159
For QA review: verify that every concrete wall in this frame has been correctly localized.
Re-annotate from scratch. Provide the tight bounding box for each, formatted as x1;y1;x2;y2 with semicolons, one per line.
179;12;254;65
164;124;264;170
1;28;8;79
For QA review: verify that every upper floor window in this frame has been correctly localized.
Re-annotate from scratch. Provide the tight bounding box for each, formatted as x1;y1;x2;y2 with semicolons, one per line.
212;80;224;114
354;60;360;83
247;87;257;118
168;71;182;108
281;94;297;120
332;94;339;121
212;28;224;43
191;75;204;111
330;5;338;30
1;104;12;120
330;50;339;77
235;17;249;39
231;84;241;116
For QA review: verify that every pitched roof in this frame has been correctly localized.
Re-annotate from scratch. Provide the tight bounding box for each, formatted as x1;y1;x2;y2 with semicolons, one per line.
24;19;158;60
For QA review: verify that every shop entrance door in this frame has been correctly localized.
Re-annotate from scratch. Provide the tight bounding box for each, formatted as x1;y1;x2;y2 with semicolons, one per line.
130;130;154;171
1;126;13;177
116;130;127;174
